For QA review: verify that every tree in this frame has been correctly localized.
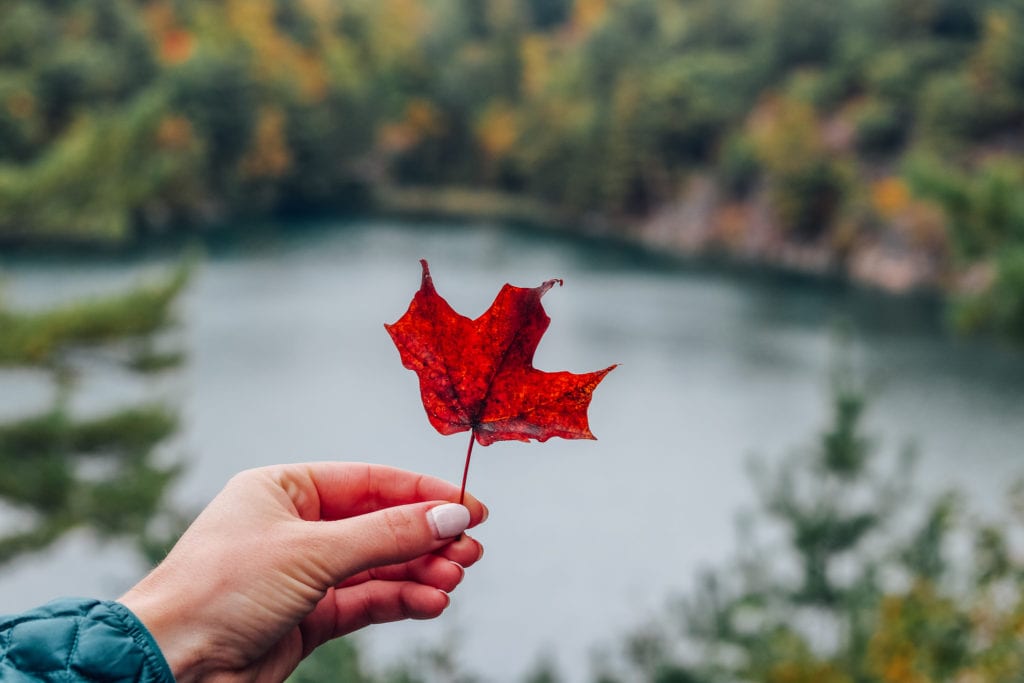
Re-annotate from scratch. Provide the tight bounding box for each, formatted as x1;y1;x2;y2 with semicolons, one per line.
599;366;1024;683
0;263;192;565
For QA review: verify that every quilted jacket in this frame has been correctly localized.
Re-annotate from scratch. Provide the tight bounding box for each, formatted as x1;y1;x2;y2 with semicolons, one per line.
0;598;174;682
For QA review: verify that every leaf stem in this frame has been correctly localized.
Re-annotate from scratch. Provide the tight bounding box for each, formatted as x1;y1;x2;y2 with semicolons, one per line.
459;430;475;506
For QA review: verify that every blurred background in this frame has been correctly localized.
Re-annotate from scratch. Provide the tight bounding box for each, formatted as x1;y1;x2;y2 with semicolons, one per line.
2;1;1024;681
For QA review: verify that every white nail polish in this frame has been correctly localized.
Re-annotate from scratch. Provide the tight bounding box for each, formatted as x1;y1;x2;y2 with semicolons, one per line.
428;503;470;539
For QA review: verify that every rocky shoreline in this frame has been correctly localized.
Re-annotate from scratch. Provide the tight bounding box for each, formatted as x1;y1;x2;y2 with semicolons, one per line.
375;183;986;298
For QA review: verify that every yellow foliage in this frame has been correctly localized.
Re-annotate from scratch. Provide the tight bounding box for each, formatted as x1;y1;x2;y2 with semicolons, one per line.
376;99;444;155
572;0;608;34
869;600;929;683
749;96;824;175
971;11;1016;89
294;52;329;100
299;0;338;25
872;177;911;218
363;0;429;63
867;585;972;683
985;11;1011;43
476;103;519;160
520;34;552;96
766;660;852;683
225;0;328;101
488;0;520;26
382;0;428;47
405;99;444;137
869;177;949;255
239;107;292;179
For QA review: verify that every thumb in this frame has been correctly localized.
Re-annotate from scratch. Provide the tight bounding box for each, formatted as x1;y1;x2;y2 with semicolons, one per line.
310;502;471;583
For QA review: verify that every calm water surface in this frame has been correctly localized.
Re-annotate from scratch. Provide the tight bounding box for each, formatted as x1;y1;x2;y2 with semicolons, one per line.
2;219;1024;681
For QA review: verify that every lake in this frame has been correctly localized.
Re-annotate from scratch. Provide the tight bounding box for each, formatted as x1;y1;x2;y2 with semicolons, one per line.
2;218;1024;681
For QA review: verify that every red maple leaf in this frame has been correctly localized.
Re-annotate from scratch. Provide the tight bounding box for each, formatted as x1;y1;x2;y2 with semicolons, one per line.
386;260;615;499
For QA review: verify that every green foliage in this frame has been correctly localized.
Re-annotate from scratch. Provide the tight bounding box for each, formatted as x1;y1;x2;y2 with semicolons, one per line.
0;264;191;566
919;71;987;142
0;88;203;241
289;371;1024;683
854;99;907;157
0;402;182;565
758;0;844;73
288;635;489;683
716;134;761;200
646;52;759;166
169;52;258;193
289;640;373;683
906;154;1024;260
953;247;1024;342
773;161;848;241
0;262;190;365
0;0;1022;237
596;371;1024;683
3;0;1024;340
278;366;1024;683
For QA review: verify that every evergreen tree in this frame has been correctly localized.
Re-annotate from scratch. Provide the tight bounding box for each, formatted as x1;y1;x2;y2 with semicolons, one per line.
0;263;191;565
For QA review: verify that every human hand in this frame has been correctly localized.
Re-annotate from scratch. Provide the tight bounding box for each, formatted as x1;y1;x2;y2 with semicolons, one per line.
118;462;486;683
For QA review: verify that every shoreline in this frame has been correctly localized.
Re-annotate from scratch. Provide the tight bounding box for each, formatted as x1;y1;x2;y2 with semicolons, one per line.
0;183;965;310
371;184;958;300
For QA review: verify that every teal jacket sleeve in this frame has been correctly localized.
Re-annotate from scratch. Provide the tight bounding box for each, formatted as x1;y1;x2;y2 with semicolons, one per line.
0;597;174;682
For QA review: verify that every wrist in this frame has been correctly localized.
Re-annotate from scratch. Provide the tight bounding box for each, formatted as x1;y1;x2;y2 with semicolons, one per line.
119;587;214;683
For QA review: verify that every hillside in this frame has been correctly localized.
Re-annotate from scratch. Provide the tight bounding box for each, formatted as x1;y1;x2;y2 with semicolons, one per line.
1;0;1023;339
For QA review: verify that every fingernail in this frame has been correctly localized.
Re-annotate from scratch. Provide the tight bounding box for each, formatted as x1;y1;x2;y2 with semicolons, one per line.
427;503;470;539
480;503;489;523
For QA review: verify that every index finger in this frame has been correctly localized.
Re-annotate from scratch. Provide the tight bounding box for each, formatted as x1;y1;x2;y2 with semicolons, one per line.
272;461;487;525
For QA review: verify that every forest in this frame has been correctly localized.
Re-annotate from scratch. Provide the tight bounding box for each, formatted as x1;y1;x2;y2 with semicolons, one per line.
3;2;1024;680
2;0;1024;341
